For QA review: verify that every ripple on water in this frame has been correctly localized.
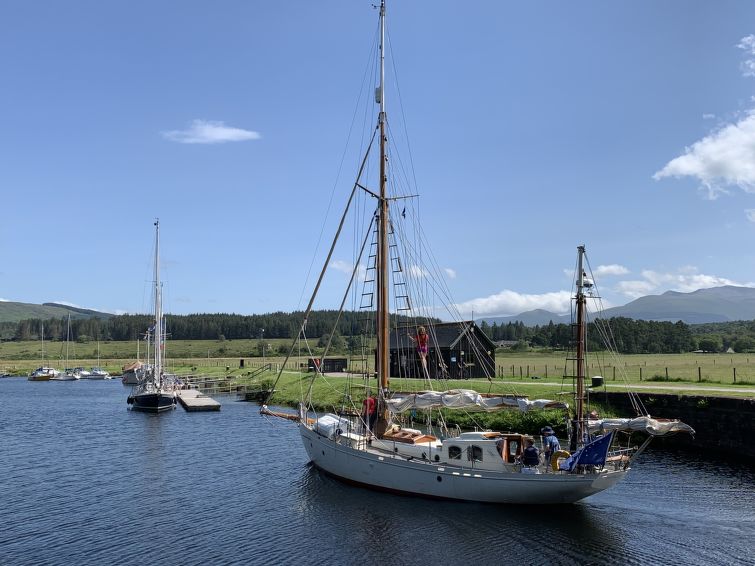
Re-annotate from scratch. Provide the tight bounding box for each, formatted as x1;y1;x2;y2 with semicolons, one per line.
0;379;753;565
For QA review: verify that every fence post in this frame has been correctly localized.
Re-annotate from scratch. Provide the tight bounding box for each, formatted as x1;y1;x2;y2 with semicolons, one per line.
613;366;616;381
734;367;737;383
698;366;701;382
639;367;642;381
665;367;668;381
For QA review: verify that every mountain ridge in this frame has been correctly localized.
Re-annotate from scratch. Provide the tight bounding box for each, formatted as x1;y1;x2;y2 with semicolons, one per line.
0;301;113;323
477;285;755;326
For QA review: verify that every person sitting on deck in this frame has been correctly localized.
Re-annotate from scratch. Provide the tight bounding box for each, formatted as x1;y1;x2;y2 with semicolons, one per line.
521;438;540;467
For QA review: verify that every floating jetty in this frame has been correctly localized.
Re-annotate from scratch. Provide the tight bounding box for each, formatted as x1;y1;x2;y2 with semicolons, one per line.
176;389;221;412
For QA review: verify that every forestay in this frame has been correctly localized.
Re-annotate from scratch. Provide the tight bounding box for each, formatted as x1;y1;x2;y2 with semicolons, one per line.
385;389;569;413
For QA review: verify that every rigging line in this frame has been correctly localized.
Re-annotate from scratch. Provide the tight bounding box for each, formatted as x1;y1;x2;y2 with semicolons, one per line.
305;213;377;404
263;132;377;406
296;22;381;313
583;254;647;416
386;27;420;200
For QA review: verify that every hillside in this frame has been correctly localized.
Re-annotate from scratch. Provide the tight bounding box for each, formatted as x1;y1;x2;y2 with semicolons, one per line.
0;301;113;323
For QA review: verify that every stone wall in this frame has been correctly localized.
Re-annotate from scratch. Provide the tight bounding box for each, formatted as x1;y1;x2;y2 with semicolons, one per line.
595;392;755;461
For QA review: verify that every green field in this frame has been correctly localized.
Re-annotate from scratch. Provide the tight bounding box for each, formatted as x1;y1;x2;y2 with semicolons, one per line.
3;340;754;399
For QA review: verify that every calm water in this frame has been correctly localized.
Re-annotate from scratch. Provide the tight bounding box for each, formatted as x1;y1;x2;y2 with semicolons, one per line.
1;379;753;566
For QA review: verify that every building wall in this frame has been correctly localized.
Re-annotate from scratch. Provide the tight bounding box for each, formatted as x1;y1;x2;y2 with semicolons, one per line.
596;392;755;461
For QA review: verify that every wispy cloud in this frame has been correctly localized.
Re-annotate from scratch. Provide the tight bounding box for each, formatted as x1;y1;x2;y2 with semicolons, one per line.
746;209;755;222
330;259;366;281
653;111;755;199
702;113;716;120
444;268;457;279
0;297;8;302
593;264;629;277
408;264;429;279
614;267;750;299
162;119;261;144
453;290;572;318
738;34;755;77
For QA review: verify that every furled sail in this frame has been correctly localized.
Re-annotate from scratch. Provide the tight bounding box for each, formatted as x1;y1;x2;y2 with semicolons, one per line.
587;417;695;437
385;389;569;413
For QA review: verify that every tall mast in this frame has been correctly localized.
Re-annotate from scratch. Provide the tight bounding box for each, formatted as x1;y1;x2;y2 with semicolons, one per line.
571;245;587;451
375;0;390;435
154;219;162;388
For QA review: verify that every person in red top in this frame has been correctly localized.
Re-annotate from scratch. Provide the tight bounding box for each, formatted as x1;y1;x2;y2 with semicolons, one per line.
362;395;377;435
409;326;430;378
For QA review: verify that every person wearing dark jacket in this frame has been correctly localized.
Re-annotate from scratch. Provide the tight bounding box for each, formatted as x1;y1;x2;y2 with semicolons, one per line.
521;438;540;467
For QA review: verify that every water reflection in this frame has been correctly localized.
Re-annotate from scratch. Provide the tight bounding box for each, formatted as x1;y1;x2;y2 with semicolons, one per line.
296;464;628;564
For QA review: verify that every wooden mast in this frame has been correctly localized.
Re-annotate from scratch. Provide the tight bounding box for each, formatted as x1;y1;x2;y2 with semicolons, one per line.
375;0;390;437
571;245;587;451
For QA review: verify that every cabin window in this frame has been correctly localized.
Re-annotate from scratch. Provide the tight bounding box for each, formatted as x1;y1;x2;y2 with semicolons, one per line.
467;445;483;462
508;440;520;464
448;446;462;460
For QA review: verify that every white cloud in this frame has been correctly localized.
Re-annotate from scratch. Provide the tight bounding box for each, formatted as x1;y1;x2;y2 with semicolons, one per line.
0;297;8;302
746;209;755;222
453;289;572;318
408;264;429;279
738;34;755;77
614;267;752;299
593;264;629;277
653;111;755;199
444;268;457;279
162;119;261;144
702;113;716;120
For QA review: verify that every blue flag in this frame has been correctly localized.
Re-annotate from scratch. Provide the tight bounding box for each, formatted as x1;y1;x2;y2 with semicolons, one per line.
560;431;614;471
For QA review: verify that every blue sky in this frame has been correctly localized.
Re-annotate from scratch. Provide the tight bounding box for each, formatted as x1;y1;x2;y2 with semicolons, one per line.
2;1;755;319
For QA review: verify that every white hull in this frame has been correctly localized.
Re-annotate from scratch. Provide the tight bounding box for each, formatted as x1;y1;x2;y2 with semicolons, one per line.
51;374;80;381
300;425;627;504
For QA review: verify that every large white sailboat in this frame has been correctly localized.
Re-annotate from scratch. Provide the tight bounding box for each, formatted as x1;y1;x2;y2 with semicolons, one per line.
262;1;694;504
127;220;176;412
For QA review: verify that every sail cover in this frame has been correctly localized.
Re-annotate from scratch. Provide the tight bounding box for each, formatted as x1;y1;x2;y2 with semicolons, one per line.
587;417;695;437
385;389;568;413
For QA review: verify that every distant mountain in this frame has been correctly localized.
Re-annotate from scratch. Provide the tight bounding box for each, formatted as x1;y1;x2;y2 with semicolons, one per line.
477;285;755;326
0;301;113;323
478;309;569;326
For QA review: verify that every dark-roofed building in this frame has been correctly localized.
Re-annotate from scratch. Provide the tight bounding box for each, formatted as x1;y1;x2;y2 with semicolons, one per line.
388;321;496;379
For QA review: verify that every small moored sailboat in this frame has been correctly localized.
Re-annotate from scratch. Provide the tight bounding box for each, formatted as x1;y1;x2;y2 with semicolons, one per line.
127;220;176;412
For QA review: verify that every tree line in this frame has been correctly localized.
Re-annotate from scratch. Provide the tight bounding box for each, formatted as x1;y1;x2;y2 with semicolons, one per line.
4;311;439;344
3;312;754;354
479;318;700;354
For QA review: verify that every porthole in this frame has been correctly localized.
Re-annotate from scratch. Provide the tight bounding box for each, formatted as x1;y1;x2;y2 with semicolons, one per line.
322;450;325;456
437;476;442;482
434;455;440;462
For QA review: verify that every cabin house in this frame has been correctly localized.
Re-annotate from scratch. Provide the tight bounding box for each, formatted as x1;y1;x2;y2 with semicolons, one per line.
388;321;496;379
